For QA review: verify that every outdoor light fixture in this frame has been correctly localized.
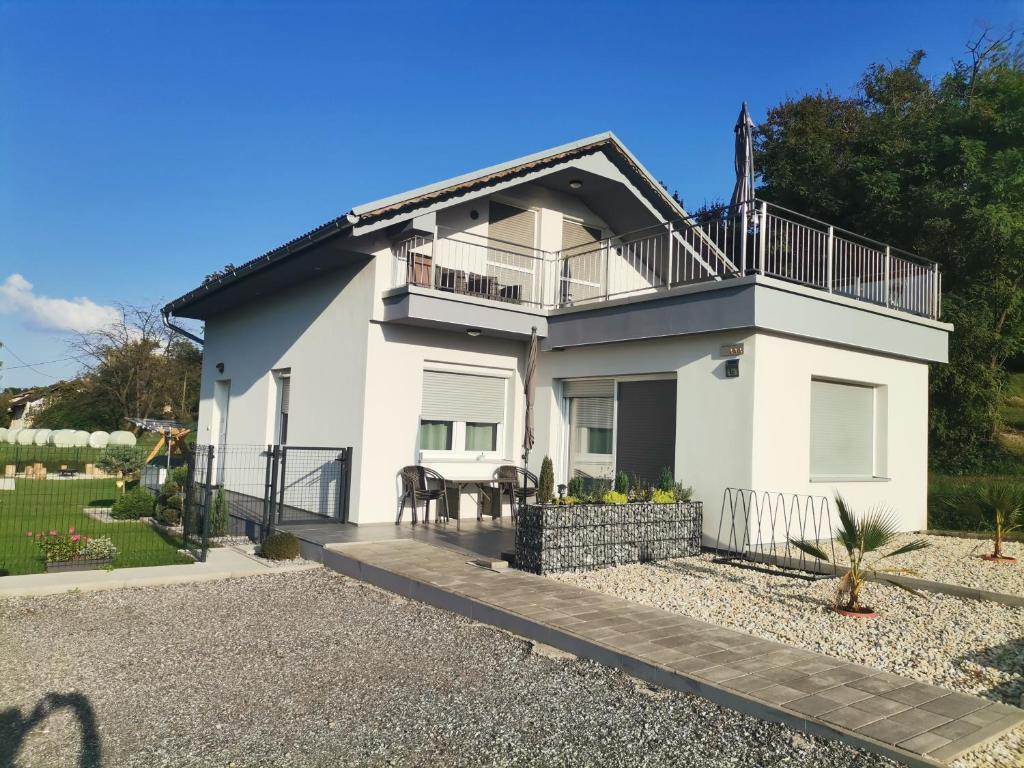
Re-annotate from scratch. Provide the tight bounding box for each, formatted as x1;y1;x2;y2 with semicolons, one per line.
466;328;481;337
568;179;583;190
216;362;225;373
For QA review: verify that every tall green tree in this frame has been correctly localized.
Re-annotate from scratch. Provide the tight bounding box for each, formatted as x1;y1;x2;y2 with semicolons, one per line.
756;31;1024;473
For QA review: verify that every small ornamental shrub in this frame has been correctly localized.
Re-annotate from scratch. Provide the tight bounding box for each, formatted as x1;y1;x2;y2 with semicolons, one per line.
169;464;189;487
652;489;675;504
601;490;629;505
155;504;182;526
96;445;144;493
79;537;118;560
209;489;228;537
673;482;694;503
567;476;585;500
538;457;555;504
630;475;653;502
614;471;631;495
657;467;674;492
110;487;154;519
556;495;579;506
261;531;300;560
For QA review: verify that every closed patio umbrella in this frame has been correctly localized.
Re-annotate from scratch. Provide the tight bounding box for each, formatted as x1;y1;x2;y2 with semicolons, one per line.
523;326;537;465
730;101;756;218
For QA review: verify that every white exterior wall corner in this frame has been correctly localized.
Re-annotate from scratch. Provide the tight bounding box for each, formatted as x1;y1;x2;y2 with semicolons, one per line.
531;332;758;544
197;257;376;512
355;323;526;525
748;332;929;541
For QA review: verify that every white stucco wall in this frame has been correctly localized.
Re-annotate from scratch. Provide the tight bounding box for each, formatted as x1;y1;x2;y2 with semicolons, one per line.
197;258;375;510
748;332;929;540
531;331;758;543
357;322;525;524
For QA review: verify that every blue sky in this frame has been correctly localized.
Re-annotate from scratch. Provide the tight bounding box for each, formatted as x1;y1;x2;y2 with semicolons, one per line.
1;0;1020;387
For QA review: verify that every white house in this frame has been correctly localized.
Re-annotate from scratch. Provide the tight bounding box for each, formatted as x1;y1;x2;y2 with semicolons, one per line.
163;133;950;544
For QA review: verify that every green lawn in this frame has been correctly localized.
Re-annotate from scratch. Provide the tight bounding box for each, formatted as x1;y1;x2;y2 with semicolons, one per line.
0;478;191;576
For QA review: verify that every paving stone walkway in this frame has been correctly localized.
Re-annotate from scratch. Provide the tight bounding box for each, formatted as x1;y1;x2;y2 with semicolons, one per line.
324;539;1024;767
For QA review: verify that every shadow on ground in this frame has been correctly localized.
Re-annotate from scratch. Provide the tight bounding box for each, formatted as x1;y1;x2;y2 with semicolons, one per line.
0;692;102;768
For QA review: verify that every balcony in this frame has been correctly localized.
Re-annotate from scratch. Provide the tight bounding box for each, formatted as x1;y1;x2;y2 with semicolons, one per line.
389;201;941;321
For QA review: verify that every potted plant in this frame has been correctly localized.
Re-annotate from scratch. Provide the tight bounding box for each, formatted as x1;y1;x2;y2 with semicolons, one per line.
957;485;1022;563
790;494;930;618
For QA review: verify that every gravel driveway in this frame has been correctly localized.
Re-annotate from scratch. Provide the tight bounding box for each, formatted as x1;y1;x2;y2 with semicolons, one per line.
0;569;895;768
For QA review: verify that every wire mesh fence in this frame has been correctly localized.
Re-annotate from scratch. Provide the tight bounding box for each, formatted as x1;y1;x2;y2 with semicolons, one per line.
182;444;353;557
0;444;190;576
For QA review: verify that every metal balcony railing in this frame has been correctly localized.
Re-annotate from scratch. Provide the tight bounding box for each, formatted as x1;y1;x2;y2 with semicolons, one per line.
389;200;942;320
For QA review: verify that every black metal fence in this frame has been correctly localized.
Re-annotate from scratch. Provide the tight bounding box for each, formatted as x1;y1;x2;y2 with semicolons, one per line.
182;444;353;559
0;444;190;577
712;488;838;576
515;501;703;575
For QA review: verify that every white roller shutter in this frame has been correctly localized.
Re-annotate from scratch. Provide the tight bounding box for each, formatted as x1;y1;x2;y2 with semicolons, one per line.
810;379;875;477
571;398;613;430
422;371;505;423
279;377;291;414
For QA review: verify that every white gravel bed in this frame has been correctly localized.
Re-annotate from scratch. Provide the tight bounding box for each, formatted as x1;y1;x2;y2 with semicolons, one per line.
0;570;898;768
881;533;1024;597
552;555;1024;767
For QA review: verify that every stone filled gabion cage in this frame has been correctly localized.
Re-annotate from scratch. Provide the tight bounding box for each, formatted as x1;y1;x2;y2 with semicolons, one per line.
515;501;703;575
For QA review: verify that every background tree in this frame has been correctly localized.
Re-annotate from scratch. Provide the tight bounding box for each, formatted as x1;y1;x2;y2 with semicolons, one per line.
755;30;1024;473
32;304;202;432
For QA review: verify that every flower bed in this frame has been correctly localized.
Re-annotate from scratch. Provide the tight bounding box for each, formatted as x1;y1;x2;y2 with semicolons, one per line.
28;527;119;572
515;501;702;575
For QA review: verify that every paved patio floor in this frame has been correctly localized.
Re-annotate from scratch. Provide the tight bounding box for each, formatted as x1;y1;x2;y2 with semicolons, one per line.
323;539;1024;767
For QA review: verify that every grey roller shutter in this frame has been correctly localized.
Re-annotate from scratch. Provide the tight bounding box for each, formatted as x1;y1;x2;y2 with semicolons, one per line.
562;220;602;250
563;379;615;398
422;371;505;423
488;202;536;252
279;377;291;414
810;380;874;477
615;380;676;484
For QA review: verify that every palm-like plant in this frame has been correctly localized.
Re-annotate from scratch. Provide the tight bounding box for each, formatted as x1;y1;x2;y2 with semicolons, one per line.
961;485;1023;560
789;494;930;614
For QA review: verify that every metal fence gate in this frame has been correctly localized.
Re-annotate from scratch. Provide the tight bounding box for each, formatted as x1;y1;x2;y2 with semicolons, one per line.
183;444;353;561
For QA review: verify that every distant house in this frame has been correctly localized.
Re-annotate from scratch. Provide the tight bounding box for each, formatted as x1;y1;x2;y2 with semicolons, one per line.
163;133;951;540
7;390;46;429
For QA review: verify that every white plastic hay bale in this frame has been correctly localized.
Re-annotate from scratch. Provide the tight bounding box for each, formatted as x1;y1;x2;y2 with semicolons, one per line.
6;428;21;444
72;430;91;447
17;429;37;445
88;431;110;449
0;427;7;442
53;429;77;447
33;429;52;446
107;430;137;447
46;430;58;445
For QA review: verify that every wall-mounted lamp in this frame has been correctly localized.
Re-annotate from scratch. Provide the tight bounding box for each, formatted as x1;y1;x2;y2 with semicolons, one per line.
216;362;225;374
466;328;482;337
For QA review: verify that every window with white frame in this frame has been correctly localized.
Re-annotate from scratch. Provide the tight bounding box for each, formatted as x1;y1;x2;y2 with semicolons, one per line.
274;370;292;444
564;379;615;483
420;369;506;456
809;378;878;479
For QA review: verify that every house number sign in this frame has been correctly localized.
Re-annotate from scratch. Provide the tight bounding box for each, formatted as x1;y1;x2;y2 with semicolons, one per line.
720;343;745;357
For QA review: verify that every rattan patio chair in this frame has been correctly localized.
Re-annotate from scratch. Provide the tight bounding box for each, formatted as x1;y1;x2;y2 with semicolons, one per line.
494;465;538;524
396;465;450;526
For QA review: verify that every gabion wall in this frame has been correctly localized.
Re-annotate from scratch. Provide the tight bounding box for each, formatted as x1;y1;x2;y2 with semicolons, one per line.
515;501;703;575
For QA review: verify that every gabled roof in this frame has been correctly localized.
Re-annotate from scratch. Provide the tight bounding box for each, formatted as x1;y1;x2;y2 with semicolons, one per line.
163;133;684;319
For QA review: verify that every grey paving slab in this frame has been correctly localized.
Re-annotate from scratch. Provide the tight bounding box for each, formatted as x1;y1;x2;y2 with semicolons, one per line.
324;539;1024;767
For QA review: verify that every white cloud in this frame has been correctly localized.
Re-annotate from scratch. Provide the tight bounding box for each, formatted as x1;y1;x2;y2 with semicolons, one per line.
0;274;120;334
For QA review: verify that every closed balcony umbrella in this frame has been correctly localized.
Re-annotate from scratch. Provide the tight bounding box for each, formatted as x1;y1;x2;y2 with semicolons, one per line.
523;326;537;466
730;101;756;218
